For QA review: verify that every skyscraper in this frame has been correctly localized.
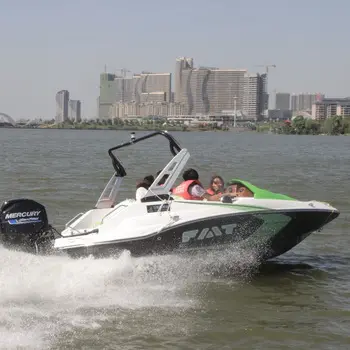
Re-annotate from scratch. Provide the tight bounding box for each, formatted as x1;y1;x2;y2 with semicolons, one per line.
243;73;266;120
133;72;172;102
175;57;193;103
98;70;172;118
291;93;325;111
55;90;69;123
69;100;82;122
114;76;133;103
275;93;290;110
180;67;246;115
98;73;117;119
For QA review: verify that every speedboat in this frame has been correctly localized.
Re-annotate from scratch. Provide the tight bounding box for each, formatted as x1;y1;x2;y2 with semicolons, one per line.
0;131;340;261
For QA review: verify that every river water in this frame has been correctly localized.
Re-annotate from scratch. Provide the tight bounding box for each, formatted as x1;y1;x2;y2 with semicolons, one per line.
0;129;349;350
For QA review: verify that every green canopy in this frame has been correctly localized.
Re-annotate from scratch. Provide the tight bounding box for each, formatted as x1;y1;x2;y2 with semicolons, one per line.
227;179;295;200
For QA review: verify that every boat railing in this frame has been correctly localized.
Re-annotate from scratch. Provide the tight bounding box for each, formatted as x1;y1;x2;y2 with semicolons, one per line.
65;212;84;229
100;203;130;225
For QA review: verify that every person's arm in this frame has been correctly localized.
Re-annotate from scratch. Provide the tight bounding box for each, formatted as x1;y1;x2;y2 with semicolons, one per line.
202;192;223;201
190;184;230;201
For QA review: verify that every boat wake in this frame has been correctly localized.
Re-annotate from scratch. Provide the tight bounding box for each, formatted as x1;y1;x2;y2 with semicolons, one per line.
0;244;259;349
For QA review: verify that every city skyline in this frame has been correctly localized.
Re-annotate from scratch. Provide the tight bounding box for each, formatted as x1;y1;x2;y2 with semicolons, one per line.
99;57;268;120
1;0;349;119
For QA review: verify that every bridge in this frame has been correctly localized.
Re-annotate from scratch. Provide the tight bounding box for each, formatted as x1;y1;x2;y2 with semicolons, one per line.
0;113;16;126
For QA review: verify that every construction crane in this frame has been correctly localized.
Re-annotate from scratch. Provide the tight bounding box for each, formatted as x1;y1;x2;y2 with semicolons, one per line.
255;64;276;74
116;68;131;77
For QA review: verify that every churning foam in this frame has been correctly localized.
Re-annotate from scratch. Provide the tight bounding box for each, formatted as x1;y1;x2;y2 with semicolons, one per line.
0;245;259;349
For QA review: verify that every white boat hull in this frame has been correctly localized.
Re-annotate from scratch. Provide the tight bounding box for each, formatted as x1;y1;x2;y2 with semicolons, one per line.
54;198;339;260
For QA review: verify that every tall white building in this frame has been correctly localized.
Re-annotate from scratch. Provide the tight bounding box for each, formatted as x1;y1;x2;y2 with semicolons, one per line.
180;66;247;115
134;72;171;102
175;57;193;103
291;93;324;112
69;100;81;122
243;73;266;120
55;90;69;123
98;71;172;118
98;73;117;119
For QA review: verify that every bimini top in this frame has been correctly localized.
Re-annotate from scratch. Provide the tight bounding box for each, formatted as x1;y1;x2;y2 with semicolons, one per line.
228;179;295;201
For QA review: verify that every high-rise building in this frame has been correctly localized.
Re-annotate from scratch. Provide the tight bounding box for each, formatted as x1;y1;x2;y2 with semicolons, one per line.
291;93;324;112
312;98;350;120
175;57;193;103
210;69;246;115
275;92;290;110
69;100;81;123
134;72;171;102
180;66;246;115
98;73;117;119
114;76;133;103
243;73;266;120
55;90;69;123
98;71;172;118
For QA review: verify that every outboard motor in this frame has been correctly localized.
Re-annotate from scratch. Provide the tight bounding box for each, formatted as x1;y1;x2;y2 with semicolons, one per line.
0;199;56;254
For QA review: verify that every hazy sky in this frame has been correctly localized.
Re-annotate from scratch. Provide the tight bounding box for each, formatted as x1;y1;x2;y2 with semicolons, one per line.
0;0;349;119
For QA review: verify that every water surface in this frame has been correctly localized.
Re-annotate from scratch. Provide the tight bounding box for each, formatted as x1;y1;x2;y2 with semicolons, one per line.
0;129;349;349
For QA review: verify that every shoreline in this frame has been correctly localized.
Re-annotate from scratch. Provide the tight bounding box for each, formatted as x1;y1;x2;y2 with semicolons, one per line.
0;125;235;132
1;125;349;135
2;120;349;136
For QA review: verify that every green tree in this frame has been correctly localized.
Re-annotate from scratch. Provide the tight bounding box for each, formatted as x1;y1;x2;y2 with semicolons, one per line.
292;115;306;134
280;121;293;134
322;116;344;135
343;117;350;134
305;119;321;135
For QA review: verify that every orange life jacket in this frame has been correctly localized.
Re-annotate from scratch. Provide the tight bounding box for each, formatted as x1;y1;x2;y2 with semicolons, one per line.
206;188;223;196
172;180;203;200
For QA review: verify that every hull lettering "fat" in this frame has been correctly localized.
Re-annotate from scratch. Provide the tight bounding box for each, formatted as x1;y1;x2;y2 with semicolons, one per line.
182;224;237;243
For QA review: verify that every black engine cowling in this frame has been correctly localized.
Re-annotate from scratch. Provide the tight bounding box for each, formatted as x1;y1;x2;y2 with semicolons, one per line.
0;199;55;253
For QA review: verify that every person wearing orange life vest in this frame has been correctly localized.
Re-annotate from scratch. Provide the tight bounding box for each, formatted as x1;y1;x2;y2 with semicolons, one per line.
173;168;229;201
206;175;225;196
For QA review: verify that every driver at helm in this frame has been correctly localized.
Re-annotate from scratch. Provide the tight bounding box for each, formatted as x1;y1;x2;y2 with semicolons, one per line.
172;168;234;201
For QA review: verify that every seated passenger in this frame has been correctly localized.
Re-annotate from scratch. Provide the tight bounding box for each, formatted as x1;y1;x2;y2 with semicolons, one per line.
143;175;155;185
206;175;224;195
135;175;153;201
226;182;254;198
172;168;234;201
236;184;254;197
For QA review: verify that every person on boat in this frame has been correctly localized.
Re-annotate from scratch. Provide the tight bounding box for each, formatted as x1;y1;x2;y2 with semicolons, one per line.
172;168;232;201
135;175;154;201
226;181;254;198
143;175;154;185
206;175;225;195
